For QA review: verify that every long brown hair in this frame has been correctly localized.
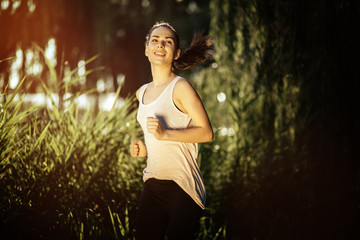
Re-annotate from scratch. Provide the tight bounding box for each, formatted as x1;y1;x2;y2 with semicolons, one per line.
145;21;213;72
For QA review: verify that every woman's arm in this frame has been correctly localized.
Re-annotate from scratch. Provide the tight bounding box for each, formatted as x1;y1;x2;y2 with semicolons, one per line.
146;78;213;143
129;87;148;158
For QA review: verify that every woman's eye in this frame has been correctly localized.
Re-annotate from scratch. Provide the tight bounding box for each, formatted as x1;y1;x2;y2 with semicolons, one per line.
151;39;158;42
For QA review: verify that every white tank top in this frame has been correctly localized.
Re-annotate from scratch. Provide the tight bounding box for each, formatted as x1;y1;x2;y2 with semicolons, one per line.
136;76;206;209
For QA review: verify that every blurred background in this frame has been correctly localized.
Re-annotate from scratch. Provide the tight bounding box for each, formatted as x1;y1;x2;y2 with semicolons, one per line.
0;0;210;110
1;0;359;239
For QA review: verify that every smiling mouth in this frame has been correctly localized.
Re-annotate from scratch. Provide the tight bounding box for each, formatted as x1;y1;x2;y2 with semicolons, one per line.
154;52;165;56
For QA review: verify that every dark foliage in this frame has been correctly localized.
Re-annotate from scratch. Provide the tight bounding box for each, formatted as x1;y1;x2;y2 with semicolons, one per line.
204;0;360;239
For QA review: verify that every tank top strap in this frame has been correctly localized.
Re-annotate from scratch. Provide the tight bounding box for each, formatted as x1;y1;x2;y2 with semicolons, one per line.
167;76;182;96
139;83;150;105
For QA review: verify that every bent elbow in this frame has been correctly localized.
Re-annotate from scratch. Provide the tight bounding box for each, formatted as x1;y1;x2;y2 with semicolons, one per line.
204;129;214;142
210;130;214;142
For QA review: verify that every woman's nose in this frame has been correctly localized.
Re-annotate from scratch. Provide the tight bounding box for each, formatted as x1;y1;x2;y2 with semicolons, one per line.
158;40;165;47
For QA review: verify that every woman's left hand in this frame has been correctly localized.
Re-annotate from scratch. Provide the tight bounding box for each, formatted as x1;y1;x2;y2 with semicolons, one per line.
147;117;165;140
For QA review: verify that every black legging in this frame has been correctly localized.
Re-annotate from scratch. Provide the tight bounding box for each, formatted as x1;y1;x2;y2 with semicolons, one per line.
135;178;203;240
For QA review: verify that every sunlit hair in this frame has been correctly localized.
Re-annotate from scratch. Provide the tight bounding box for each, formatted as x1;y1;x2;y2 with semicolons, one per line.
145;21;214;72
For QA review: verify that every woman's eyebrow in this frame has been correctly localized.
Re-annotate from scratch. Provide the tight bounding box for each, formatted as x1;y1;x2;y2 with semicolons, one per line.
151;35;175;41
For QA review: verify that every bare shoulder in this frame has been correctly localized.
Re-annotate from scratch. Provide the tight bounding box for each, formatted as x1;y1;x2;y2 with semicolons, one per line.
173;77;197;98
174;77;193;88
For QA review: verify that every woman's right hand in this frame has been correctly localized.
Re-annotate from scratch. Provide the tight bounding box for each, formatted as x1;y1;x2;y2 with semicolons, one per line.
130;140;147;157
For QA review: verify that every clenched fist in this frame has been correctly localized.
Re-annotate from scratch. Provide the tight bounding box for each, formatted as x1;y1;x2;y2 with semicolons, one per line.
130;140;147;157
147;117;165;140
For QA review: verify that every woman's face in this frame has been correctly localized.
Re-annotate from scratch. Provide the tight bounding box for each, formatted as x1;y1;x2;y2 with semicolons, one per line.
145;26;180;67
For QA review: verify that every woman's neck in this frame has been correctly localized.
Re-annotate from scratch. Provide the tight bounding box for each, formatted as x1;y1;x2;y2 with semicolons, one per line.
150;65;176;87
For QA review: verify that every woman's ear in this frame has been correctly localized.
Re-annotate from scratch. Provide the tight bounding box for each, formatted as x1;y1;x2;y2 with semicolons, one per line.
174;49;181;60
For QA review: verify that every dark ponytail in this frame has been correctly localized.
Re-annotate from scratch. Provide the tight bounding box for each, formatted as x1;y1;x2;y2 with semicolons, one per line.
173;32;214;72
146;21;214;72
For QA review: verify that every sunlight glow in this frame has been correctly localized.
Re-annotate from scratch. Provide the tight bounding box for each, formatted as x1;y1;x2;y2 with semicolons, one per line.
9;72;19;89
62;93;95;110
106;75;114;90
78;60;85;76
217;92;226;102
1;0;9;10
0;75;4;88
27;0;36;13
11;0;21;14
219;127;235;136
97;79;105;92
48;94;59;108
31;63;43;75
26;49;43;75
117;74;125;86
186;1;198;14
14;48;23;67
211;62;218;68
99;93;125;111
6;92;125;113
77;60;86;84
23;93;46;105
9;47;23;89
25;50;34;65
20;93;58;109
75;94;91;108
45;38;57;67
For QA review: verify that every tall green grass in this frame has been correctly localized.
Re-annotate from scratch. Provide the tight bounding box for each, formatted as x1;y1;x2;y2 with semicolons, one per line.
0;52;143;239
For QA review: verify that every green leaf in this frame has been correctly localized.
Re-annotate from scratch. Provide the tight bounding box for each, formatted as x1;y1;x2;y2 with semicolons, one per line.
0;56;15;64
32;121;51;151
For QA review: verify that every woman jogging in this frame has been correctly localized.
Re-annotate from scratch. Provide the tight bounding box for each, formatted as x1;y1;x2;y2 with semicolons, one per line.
130;21;214;240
